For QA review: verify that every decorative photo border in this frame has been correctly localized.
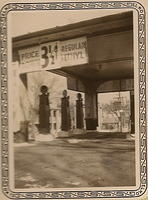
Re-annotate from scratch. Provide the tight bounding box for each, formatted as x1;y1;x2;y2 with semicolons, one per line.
0;1;147;199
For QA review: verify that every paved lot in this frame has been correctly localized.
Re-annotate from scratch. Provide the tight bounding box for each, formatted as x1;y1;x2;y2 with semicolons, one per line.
14;137;135;188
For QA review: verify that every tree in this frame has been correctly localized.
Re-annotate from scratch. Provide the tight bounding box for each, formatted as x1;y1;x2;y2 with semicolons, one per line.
102;98;130;132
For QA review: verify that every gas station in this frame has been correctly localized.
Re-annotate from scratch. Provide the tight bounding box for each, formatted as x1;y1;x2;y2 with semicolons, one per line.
12;11;134;138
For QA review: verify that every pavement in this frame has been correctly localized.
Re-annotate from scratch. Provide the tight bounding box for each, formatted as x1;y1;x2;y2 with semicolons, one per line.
14;133;135;189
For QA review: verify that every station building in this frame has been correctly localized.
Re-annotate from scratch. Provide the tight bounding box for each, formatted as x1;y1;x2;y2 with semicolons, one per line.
12;11;134;139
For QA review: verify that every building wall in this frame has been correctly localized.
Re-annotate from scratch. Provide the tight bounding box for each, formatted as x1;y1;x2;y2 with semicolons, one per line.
12;63;85;133
50;109;61;133
12;62;20;132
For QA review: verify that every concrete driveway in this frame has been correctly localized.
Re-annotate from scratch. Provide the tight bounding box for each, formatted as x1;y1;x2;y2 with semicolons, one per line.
14;137;135;188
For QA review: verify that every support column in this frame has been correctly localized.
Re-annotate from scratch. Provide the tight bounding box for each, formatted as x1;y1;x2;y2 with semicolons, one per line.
130;90;135;134
85;87;98;130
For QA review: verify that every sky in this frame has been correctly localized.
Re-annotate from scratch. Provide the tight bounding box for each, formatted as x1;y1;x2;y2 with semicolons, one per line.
10;9;125;37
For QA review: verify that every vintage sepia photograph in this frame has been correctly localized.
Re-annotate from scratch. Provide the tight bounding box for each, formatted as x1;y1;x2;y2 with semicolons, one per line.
12;9;135;189
0;1;147;200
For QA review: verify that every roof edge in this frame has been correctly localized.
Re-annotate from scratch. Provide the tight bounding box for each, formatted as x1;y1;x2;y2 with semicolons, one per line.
12;11;133;42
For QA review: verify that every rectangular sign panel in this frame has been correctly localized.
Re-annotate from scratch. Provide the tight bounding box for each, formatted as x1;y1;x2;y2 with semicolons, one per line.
18;41;61;73
60;37;88;67
19;46;40;73
18;37;88;73
40;41;60;69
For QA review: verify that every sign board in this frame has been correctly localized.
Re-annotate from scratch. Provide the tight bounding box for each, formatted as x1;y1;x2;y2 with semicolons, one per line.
18;41;60;73
19;46;40;73
60;37;88;67
40;41;60;69
18;37;88;73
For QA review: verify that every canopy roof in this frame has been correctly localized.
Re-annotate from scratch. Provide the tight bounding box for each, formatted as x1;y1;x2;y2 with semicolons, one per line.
13;11;133;82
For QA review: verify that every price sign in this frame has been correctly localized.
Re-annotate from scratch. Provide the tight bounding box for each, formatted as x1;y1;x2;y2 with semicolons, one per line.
18;37;88;73
60;37;88;67
18;46;40;73
40;41;60;69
